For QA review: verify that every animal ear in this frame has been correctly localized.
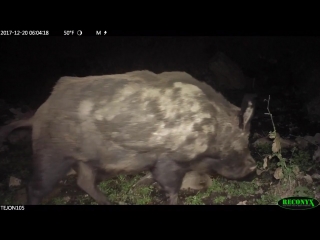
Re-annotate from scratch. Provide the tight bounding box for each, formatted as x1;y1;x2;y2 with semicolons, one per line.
238;94;257;130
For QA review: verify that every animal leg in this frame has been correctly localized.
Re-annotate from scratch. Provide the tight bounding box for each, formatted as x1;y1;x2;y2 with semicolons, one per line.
76;162;111;205
27;154;75;205
151;159;186;205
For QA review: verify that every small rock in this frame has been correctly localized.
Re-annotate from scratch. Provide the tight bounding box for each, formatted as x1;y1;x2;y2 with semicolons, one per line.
237;200;247;205
278;137;297;149
9;176;21;187
273;168;283;180
63;196;71;202
119;201;127;205
304;174;313;184
311;173;320;180
296;134;320;148
253;136;296;149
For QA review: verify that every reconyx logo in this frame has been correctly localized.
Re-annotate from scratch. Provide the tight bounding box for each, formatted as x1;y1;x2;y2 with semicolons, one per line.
278;197;319;210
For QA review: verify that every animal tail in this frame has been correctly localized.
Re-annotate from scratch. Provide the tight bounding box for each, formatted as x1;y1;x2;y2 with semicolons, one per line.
0;117;33;145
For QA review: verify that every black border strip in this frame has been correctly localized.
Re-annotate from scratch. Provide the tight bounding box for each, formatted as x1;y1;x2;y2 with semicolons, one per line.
15;205;303;211
1;30;319;36
1;205;319;212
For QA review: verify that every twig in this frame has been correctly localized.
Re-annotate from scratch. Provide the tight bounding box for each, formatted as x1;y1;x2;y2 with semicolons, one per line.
264;95;276;133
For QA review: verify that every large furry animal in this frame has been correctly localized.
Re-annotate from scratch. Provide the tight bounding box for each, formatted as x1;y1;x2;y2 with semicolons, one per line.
0;70;257;205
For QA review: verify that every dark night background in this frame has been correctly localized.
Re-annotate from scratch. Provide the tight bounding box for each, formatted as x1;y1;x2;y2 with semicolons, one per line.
1;36;320;136
1;35;320;205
